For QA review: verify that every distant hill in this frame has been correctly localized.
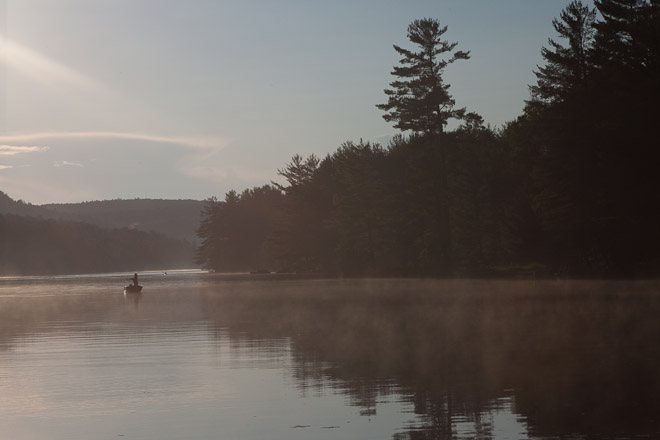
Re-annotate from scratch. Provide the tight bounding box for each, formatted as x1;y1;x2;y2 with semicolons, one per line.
0;191;199;275
0;192;204;242
0;191;45;217
42;199;204;242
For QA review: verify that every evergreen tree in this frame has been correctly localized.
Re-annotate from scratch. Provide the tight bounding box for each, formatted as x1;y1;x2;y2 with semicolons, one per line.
593;0;655;74
328;141;392;275
194;196;223;270
271;154;333;272
529;0;597;105
518;2;607;274
195;188;284;272
377;18;470;134
590;0;660;273
274;154;320;191
591;0;660;118
512;0;660;275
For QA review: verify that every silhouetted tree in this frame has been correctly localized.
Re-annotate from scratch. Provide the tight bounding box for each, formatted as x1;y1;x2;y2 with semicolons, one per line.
327;141;394;275
592;0;658;74
529;0;597;105
377;18;470;134
271;154;336;272
588;0;660;273
274;154;320;190
506;0;660;275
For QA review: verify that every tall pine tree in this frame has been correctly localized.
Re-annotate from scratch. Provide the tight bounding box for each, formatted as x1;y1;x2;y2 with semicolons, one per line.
377;18;470;134
529;0;597;105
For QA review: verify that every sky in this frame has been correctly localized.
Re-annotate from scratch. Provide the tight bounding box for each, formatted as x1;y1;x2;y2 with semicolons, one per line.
0;0;585;205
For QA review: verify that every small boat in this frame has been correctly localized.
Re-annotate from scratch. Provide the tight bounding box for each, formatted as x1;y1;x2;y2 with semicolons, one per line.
124;284;143;294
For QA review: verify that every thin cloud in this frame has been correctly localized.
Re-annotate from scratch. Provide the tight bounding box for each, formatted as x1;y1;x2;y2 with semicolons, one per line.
0;132;230;150
54;161;84;168
0;165;13;170
0;145;50;155
182;164;272;183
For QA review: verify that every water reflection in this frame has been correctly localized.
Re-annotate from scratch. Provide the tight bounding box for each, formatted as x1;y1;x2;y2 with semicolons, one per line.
124;290;142;309
200;278;660;439
1;276;660;439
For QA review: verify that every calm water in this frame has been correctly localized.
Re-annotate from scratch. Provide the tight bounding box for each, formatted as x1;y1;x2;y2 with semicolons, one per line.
1;273;660;440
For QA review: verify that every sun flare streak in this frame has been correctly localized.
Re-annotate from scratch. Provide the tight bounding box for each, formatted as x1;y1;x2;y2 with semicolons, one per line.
0;37;112;97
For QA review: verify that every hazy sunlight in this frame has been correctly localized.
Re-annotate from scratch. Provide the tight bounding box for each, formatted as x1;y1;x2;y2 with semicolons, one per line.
0;36;111;97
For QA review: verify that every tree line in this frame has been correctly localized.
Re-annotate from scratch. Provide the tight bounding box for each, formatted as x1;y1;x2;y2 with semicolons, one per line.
196;1;660;277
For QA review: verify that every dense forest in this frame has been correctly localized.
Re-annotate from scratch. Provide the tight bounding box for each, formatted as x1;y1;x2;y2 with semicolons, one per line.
195;1;660;278
0;192;195;275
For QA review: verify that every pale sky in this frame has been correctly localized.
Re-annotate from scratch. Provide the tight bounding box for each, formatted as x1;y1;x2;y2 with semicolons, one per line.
0;0;584;204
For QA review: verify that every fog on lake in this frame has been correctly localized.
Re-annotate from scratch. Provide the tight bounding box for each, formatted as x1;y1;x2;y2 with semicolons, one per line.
1;273;659;439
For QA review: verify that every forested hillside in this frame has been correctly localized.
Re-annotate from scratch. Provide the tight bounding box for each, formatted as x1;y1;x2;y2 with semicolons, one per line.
0;192;196;275
0;212;194;276
0;192;203;242
0;191;45;217
195;1;660;278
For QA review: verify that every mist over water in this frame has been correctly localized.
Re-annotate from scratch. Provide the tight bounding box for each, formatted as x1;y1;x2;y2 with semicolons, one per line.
1;274;659;439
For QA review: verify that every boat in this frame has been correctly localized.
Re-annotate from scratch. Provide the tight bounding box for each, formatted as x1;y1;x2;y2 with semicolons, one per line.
124;284;143;294
124;272;142;293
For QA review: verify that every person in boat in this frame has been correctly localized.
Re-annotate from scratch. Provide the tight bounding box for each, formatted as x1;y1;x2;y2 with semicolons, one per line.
125;273;142;293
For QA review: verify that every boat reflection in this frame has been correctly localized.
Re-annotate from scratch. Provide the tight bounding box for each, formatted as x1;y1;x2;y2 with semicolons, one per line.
123;290;142;309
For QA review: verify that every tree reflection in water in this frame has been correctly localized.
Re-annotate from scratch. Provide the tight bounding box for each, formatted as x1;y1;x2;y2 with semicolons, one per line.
201;278;660;439
1;277;659;438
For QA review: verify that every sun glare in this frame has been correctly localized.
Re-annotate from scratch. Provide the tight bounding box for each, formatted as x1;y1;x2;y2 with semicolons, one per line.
0;36;110;96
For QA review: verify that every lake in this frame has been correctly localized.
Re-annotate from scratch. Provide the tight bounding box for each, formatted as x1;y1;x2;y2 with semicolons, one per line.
1;273;659;439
